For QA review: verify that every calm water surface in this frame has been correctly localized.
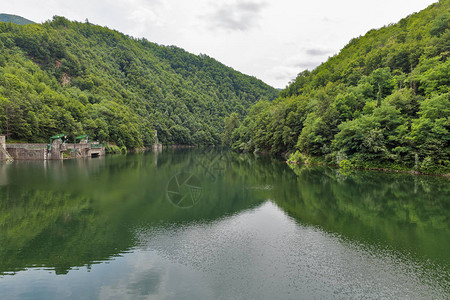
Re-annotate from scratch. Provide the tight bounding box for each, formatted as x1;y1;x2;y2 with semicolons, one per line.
0;149;449;299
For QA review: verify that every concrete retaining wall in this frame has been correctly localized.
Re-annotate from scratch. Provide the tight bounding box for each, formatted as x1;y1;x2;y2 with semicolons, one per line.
0;148;9;160
7;147;46;160
5;144;46;149
5;143;105;160
1;135;13;161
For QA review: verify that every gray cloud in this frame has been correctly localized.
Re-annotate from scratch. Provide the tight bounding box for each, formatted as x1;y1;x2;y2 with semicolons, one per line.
305;48;332;56
322;17;334;23
287;54;322;70
265;66;299;87
293;61;320;69
274;71;293;81
205;1;267;31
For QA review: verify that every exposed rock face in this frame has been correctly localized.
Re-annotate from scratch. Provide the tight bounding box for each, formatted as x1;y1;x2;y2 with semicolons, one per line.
61;72;72;86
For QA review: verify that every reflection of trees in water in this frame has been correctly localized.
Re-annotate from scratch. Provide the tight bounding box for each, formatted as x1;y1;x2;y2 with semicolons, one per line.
274;165;450;264
1;150;447;275
0;150;269;275
0;188;98;275
0;156;159;275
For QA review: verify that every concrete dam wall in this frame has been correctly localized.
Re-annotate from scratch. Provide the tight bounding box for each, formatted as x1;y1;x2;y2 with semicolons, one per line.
1;138;105;161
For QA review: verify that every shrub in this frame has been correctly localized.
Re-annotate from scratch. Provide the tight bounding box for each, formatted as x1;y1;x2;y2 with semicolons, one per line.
287;150;303;164
339;159;354;170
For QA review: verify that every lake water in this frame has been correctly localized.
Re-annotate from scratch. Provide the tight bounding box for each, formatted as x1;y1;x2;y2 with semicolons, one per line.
0;149;449;299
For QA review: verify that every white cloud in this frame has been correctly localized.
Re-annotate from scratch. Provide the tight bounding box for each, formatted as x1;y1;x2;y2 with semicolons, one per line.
204;1;268;31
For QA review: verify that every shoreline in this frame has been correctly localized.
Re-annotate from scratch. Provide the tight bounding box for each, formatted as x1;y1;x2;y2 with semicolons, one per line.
286;160;450;178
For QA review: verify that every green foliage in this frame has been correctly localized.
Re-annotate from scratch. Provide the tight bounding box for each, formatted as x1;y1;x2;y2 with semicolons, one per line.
222;112;240;146
0;16;278;149
0;14;34;25
420;156;435;173
232;1;450;174
429;12;449;37
339;159;354;170
287;150;303;164
105;144;121;154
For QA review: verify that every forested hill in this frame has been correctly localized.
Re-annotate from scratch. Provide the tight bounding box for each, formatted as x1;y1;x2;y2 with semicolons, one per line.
229;0;449;174
0;14;34;25
0;16;278;148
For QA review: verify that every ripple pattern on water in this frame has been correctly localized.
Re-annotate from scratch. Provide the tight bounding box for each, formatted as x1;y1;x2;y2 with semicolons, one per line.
133;201;449;299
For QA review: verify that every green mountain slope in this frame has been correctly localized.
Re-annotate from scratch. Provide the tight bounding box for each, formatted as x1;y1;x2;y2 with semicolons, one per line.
0;16;278;148
230;0;449;174
0;13;34;25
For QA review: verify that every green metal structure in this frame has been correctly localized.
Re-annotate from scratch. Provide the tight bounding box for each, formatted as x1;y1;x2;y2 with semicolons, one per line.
75;134;88;143
47;134;66;151
49;134;66;142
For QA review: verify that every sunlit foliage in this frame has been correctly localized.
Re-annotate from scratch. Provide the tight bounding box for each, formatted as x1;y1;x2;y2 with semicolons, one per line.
231;0;449;173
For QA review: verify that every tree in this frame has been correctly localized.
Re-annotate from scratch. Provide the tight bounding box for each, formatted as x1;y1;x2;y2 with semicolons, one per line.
222;112;240;146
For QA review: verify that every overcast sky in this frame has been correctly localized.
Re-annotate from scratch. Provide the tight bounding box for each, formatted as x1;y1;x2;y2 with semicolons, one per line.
3;0;437;88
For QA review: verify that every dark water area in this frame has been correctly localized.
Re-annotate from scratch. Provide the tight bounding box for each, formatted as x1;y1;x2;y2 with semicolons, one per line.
0;149;448;299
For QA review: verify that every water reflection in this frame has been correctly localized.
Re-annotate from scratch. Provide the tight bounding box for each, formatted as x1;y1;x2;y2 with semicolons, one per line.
131;202;448;299
0;149;448;298
280;165;450;264
0;150;268;275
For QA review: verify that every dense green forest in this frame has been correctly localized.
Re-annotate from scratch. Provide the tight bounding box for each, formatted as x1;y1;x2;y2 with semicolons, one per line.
228;0;449;174
0;16;278;148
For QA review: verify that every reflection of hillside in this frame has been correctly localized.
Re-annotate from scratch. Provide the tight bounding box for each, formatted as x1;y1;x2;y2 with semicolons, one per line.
0;151;267;275
0;189;92;274
274;166;450;264
1;151;448;276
